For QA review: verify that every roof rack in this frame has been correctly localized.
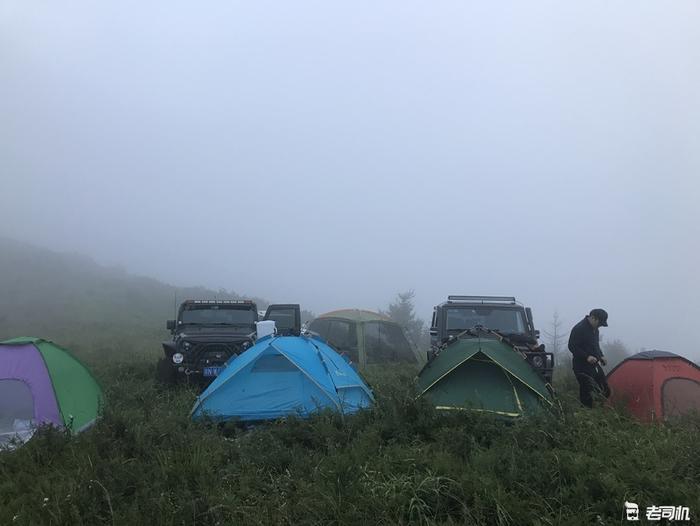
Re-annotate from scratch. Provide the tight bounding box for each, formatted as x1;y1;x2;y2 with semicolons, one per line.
447;295;516;305
184;299;253;304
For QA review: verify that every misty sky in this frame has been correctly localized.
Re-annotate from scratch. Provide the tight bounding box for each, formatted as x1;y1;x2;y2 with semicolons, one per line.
1;2;699;355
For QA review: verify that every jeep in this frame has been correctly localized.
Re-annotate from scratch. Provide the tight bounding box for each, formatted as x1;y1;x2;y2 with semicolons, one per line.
429;295;554;383
157;300;258;386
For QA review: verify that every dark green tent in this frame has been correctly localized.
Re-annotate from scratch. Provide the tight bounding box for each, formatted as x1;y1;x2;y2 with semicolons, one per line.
309;309;422;368
416;338;553;417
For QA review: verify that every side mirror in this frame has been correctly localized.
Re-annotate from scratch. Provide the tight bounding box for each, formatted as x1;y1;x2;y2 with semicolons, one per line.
534;329;540;339
166;320;176;331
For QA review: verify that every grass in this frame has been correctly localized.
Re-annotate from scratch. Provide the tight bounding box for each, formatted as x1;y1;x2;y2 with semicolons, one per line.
1;354;699;526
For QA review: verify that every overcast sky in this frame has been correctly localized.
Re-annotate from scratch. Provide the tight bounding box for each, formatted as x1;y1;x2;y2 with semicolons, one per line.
1;1;699;355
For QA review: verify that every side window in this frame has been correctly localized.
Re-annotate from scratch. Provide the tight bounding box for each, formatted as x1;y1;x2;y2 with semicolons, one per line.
325;320;359;363
365;322;416;364
309;319;331;338
662;378;700;418
251;354;298;373
364;322;381;362
382;324;416;363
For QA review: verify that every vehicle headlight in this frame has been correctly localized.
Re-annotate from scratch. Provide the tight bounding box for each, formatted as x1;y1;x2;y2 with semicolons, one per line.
172;353;184;364
531;355;544;368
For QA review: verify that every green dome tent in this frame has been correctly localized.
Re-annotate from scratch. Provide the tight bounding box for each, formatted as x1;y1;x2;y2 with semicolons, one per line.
416;337;553;418
309;309;422;368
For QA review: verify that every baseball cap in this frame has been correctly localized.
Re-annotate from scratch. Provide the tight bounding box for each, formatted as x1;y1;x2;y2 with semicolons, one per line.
590;308;608;327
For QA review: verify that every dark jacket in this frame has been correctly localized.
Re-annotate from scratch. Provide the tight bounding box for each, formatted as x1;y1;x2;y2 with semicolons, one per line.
568;317;603;371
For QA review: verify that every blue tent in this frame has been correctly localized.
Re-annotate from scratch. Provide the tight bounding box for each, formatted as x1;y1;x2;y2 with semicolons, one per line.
190;335;374;422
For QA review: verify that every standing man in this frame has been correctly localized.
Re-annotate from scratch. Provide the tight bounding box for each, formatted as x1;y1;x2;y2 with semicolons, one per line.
568;309;611;408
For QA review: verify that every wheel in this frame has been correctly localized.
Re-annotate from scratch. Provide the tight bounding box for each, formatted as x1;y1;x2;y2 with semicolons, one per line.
156;356;177;386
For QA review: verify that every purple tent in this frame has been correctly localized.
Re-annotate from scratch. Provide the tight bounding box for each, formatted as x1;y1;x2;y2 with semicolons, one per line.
0;338;102;448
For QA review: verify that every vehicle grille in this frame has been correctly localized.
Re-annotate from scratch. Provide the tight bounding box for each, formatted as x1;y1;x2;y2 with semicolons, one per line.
193;343;236;366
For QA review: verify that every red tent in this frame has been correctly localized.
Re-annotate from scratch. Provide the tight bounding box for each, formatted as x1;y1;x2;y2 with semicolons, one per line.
607;351;700;422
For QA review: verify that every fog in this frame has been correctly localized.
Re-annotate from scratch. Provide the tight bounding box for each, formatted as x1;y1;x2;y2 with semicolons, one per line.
1;1;699;356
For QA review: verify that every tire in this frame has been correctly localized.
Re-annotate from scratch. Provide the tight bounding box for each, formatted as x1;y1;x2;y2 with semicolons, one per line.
156;356;177;386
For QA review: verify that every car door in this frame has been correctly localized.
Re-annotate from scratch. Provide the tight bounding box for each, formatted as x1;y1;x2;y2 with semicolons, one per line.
264;304;302;336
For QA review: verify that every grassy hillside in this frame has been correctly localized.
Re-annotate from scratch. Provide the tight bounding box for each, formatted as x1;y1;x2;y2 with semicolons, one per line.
1;360;698;525
0;238;271;355
1;238;698;525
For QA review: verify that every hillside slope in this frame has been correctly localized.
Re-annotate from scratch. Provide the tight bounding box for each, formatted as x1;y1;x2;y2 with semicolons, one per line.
0;237;268;355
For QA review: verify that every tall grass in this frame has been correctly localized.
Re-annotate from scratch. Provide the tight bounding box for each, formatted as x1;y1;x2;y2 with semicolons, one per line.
1;357;698;525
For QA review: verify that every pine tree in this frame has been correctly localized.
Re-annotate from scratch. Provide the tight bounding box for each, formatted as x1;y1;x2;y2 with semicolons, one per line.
543;311;569;366
382;290;428;350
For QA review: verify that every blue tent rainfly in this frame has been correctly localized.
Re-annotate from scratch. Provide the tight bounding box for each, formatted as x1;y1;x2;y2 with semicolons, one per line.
190;334;374;422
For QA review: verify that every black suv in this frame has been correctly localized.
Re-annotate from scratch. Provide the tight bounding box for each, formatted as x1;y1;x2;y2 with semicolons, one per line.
157;301;303;386
157;300;258;385
429;295;554;383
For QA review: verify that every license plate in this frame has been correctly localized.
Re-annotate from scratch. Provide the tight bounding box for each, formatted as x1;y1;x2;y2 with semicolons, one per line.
203;366;223;377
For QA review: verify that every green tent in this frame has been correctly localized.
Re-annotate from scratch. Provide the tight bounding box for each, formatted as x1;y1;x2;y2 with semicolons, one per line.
309;309;422;368
416;338;553;417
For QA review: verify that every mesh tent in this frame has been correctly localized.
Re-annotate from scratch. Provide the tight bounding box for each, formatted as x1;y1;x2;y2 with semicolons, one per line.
308;309;422;368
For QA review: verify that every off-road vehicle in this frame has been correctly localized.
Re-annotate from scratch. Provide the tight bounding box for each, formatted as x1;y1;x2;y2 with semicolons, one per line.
157;301;302;386
157;300;259;386
429;295;554;383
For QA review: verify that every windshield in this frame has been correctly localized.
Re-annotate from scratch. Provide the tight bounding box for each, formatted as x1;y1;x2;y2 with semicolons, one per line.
445;307;526;334
179;305;256;326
